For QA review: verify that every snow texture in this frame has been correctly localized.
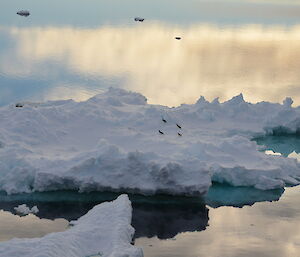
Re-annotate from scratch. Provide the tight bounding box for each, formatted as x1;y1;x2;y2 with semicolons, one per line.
0;88;300;195
14;204;39;215
0;194;143;257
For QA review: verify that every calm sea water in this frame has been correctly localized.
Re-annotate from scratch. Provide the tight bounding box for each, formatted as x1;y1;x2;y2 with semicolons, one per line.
1;0;300;106
0;1;300;255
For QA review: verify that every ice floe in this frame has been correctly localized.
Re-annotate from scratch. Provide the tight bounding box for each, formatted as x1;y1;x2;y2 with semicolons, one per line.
14;204;39;215
0;195;143;257
0;88;300;195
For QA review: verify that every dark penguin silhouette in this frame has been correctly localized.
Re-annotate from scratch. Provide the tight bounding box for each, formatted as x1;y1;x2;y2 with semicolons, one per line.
176;123;182;129
134;17;144;22
159;130;164;135
162;117;167;123
15;103;23;108
17;10;30;17
175;37;181;40
178;132;182;136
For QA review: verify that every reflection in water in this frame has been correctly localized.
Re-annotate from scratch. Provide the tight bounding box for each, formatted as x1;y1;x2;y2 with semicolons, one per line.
0;186;297;256
1;25;300;106
255;135;300;157
0;210;68;242
206;182;284;208
0;184;285;242
132;201;208;239
0;191;208;240
136;186;300;257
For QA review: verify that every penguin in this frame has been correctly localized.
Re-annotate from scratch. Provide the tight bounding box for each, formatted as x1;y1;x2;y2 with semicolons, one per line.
134;17;144;22
162;117;167;123
159;130;164;135
178;132;182;136
176;123;182;129
17;10;30;17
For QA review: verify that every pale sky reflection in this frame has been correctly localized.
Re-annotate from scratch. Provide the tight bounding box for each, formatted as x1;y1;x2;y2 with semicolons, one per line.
0;210;68;241
1;24;300;106
136;187;300;257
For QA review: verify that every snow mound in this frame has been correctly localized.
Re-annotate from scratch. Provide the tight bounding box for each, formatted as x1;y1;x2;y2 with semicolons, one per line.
0;88;300;195
14;204;39;215
0;194;143;257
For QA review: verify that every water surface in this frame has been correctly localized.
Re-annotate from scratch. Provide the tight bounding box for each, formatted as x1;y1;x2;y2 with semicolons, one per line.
1;0;300;106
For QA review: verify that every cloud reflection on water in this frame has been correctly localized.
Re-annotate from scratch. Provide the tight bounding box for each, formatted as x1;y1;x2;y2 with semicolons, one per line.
1;24;300;106
137;187;300;257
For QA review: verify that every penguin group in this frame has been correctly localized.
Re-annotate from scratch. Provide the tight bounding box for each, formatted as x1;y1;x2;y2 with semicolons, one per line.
159;117;183;137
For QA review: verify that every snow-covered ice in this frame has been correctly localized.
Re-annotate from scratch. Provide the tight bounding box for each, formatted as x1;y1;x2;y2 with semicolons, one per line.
14;204;39;215
0;88;300;195
0;194;143;257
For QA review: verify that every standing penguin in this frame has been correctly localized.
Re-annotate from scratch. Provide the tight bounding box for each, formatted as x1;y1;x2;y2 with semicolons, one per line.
176;123;182;129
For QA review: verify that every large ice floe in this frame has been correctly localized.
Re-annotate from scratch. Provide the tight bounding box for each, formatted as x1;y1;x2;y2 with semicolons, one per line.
0;194;143;257
0;88;300;195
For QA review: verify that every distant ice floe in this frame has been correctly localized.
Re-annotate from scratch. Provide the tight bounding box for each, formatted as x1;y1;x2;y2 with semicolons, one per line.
14;204;39;215
0;88;300;195
0;195;143;257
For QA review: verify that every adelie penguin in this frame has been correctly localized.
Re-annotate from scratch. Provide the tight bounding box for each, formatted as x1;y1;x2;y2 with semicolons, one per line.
159;130;164;135
178;132;182;136
162;117;167;123
176;123;182;129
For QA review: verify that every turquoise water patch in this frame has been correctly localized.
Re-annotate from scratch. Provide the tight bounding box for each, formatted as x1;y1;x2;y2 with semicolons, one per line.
206;182;284;208
254;135;300;160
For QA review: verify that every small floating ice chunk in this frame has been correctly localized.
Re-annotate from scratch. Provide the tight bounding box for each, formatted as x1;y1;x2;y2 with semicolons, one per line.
265;150;281;156
288;151;300;162
17;10;30;17
134;17;144;22
14;204;39;215
30;206;39;214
